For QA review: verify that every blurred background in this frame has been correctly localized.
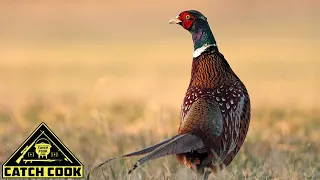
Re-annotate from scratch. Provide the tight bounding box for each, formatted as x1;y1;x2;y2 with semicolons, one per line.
0;0;319;179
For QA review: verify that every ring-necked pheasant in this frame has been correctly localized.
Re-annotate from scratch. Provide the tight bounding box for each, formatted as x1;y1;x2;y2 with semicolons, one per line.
99;10;251;179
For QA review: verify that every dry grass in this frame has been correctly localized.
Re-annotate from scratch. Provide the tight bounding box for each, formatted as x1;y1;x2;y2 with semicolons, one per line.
1;1;320;179
0;98;319;179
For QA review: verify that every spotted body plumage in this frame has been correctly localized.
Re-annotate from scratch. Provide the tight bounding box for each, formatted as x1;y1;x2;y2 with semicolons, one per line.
177;48;250;172
99;10;251;180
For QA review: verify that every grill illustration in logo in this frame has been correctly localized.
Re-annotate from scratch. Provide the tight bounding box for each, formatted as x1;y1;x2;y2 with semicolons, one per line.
2;122;83;178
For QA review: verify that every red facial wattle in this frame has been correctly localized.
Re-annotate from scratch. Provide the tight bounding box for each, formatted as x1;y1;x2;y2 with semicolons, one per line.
178;12;195;30
182;19;194;30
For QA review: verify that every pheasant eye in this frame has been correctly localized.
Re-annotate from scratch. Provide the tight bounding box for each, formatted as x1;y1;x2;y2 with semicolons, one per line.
186;15;190;20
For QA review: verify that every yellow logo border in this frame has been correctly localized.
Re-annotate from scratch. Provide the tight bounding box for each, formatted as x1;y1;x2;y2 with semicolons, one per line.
2;122;83;178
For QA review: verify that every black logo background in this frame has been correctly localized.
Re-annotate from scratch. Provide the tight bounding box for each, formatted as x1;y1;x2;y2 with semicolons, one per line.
4;123;82;167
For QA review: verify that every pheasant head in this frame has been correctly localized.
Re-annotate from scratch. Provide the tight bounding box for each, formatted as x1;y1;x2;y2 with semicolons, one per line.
169;10;218;57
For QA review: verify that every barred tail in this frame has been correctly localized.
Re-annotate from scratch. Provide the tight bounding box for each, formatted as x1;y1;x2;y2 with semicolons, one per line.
128;133;204;173
98;134;182;167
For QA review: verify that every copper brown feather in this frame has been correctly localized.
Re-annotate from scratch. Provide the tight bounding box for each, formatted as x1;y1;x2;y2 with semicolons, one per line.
177;47;251;175
98;10;251;180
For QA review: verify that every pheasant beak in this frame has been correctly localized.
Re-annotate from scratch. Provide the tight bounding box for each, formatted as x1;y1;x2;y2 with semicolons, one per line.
169;16;182;24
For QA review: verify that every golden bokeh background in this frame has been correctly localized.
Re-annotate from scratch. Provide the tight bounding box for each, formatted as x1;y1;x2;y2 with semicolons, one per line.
1;0;319;108
1;1;319;179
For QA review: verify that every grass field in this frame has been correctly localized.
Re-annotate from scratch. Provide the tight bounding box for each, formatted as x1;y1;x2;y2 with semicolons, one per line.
1;100;320;179
0;1;320;179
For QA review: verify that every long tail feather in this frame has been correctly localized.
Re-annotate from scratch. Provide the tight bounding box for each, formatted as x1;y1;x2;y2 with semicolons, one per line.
128;133;204;173
98;134;182;167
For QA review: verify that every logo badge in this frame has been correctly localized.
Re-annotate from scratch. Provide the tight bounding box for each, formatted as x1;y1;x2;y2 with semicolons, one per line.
2;122;83;178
